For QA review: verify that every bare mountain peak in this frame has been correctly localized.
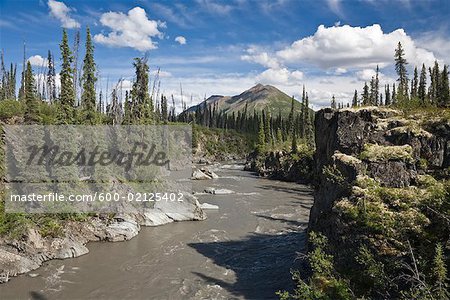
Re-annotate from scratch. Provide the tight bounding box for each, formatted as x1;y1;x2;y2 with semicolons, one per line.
248;83;276;92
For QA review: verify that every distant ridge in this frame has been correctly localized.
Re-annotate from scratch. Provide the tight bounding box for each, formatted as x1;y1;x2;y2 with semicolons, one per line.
183;84;312;116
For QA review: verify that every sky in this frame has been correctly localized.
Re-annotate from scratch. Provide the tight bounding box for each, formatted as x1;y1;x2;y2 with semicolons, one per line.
0;0;449;110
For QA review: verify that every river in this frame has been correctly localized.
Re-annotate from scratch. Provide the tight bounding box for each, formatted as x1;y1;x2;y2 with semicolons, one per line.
0;164;314;300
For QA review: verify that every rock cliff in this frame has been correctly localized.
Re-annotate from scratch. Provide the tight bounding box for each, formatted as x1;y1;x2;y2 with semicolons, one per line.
309;106;450;297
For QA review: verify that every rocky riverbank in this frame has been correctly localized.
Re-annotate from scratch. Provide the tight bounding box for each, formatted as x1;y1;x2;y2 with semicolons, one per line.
307;106;450;298
244;149;315;184
0;191;205;283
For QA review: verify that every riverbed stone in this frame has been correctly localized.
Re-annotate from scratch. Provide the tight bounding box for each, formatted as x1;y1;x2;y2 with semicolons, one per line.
192;169;212;180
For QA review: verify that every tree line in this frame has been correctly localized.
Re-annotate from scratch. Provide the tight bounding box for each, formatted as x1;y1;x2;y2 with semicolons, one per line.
182;85;315;153
330;42;450;109
0;28;186;126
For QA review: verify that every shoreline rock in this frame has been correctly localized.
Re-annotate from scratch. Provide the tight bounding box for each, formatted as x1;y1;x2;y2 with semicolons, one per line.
0;194;206;284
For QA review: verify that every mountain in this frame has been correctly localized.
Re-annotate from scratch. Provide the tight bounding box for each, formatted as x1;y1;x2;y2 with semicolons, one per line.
184;84;312;117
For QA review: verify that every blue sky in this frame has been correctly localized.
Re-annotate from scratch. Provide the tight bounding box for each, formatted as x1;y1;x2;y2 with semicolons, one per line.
0;0;449;109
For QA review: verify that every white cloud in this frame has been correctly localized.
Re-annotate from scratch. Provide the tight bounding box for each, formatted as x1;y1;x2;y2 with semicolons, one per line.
150;70;172;77
0;20;15;29
277;24;438;69
327;0;344;17
335;67;347;75
355;68;395;87
34;73;61;94
94;7;164;51
417;32;450;65
241;46;281;69
256;68;303;86
28;55;48;68
195;0;233;15
356;69;377;81
175;36;187;45
120;79;133;90
48;0;80;29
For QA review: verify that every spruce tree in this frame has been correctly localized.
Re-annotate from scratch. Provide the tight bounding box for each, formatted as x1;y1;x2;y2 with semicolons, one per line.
369;77;375;105
300;86;306;139
411;66;418;98
264;110;271;146
385;85;391;106
352;90;358;107
362;82;369;105
394;42;409;101
331;95;337;109
0;52;16;101
131;57;153;123
59;29;76;122
392;83;396;104
24;61;39;123
276;128;283;143
374;65;379;105
418;64;427;104
47;50;56;102
429;61;440;105
291;131;297;153
439;65;449;107
123;90;131;124
304;93;313;143
161;94;168;124
81;27;97;114
288;95;295;135
257;116;265;154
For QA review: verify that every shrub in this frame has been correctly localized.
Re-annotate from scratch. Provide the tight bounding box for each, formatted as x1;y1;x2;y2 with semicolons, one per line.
0;100;25;120
277;232;353;300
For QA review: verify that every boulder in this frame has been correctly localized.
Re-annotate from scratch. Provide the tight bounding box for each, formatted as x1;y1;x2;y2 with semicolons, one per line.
204;188;234;195
192;169;212;180
200;203;219;210
200;167;219;179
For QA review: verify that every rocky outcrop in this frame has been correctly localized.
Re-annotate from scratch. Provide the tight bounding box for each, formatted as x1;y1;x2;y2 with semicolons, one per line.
245;150;314;183
310;107;450;228
309;107;450;295
0;192;205;283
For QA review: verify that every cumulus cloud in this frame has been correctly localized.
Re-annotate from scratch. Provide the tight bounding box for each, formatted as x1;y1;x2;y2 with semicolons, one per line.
175;36;187;45
356;69;377;81
256;68;303;86
28;55;48;68
94;7;164;51
241;46;280;69
356;68;394;86
277;24;437;69
34;73;61;94
48;0;80;29
417;32;450;65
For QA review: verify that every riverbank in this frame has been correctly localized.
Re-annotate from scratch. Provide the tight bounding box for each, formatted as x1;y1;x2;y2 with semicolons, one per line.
0;166;314;299
0;191;205;284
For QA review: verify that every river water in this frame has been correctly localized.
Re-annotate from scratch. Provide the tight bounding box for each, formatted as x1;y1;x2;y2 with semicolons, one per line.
0;165;314;300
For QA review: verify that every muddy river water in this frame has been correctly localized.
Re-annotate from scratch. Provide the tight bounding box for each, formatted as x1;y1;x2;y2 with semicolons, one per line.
0;165;314;300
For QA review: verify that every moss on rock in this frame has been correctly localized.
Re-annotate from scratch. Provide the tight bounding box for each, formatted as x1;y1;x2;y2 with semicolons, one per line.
360;143;414;163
